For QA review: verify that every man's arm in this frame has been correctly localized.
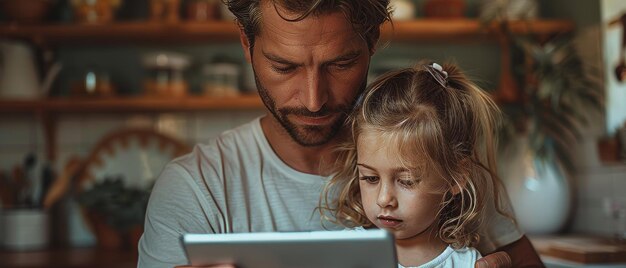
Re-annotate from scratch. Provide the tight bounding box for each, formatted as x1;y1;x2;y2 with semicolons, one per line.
138;162;215;268
497;235;544;267
476;235;544;268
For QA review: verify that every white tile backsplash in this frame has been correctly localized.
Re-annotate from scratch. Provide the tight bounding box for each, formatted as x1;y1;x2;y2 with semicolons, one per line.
233;109;265;123
575;172;612;203
193;109;264;144
123;114;155;129
0;151;24;172
15;110;269;165
55;146;90;171
155;112;195;142
0;115;44;147
81;114;127;145
57;115;84;147
194;111;237;142
572;204;613;236
572;165;626;235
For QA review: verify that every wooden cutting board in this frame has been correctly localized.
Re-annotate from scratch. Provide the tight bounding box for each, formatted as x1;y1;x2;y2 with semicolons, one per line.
531;236;626;264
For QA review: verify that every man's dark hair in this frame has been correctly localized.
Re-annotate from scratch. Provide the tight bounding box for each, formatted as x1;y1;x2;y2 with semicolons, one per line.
224;0;391;50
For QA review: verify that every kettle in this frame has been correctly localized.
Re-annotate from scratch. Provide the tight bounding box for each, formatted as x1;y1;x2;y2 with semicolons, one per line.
0;40;62;99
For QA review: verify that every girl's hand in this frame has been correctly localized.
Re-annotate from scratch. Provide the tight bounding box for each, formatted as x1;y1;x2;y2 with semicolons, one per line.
475;251;512;268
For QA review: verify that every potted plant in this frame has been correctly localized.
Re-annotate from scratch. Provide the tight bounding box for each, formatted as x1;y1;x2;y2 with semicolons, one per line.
494;27;604;234
77;176;151;249
479;3;605;233
500;35;604;170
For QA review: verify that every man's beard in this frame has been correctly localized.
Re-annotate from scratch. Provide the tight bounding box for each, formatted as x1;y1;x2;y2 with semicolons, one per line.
254;72;364;147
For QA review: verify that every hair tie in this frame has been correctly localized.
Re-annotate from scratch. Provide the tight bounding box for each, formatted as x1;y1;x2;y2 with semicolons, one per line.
425;63;448;88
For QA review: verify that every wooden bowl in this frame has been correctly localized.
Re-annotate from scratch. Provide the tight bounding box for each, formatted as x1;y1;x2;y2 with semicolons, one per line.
0;0;52;23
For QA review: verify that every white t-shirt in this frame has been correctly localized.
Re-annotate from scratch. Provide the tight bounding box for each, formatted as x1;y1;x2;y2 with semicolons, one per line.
137;117;522;267
399;246;481;268
349;226;481;268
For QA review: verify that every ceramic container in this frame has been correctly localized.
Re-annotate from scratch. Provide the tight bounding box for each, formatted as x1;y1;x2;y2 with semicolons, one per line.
0;209;49;250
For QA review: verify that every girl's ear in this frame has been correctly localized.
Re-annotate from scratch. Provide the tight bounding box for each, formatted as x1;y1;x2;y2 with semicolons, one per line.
449;158;470;196
450;183;463;196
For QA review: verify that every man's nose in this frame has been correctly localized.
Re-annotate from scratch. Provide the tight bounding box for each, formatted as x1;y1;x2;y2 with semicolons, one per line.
299;69;328;112
376;182;397;208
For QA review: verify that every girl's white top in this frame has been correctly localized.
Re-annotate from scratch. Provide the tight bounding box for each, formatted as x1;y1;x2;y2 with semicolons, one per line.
351;226;482;268
398;245;481;268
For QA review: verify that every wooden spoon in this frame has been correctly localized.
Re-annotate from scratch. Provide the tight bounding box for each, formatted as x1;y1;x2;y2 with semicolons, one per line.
43;156;83;209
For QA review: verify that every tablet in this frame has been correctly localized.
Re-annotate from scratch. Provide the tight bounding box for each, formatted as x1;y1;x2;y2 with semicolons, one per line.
182;229;397;268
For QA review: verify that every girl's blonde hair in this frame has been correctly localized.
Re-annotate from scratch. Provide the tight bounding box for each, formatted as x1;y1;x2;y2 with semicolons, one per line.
320;61;507;249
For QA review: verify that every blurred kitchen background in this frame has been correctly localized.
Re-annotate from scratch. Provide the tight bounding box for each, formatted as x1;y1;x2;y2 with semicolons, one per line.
0;0;625;267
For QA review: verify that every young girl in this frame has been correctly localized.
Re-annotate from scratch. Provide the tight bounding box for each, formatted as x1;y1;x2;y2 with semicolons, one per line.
321;62;510;267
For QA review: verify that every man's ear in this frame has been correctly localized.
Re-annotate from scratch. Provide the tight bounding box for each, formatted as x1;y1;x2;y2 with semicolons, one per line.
369;30;380;56
239;27;252;63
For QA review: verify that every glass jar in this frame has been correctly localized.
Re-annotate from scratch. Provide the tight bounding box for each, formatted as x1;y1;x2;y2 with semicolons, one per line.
70;68;115;97
71;0;121;24
142;52;191;97
149;0;180;22
201;62;240;97
186;0;219;21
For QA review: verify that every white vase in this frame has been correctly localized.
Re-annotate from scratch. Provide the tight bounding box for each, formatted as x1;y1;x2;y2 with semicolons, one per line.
499;138;572;234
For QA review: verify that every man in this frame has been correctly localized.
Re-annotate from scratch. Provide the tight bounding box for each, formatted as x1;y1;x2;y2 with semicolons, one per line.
138;0;543;267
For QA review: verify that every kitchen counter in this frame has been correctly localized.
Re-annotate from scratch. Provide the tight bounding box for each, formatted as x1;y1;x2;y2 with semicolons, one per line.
0;247;136;268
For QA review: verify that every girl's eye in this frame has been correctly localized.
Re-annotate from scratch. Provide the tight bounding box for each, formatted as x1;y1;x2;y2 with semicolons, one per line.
397;173;420;188
359;176;379;184
398;179;418;188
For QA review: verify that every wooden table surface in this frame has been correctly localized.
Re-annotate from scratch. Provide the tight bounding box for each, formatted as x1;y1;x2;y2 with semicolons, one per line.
0;247;137;268
531;235;626;265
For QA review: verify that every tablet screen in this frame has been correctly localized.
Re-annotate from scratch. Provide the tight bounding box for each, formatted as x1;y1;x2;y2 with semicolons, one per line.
183;229;397;268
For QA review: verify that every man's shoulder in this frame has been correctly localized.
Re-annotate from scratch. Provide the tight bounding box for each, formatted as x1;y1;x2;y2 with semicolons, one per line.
167;117;263;177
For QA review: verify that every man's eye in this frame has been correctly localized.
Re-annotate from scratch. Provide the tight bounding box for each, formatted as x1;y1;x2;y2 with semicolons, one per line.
359;176;379;184
332;61;357;70
271;65;295;74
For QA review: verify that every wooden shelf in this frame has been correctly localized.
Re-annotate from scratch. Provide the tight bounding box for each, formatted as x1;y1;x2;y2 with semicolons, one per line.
382;19;575;42
0;19;574;45
0;95;264;114
0;21;241;45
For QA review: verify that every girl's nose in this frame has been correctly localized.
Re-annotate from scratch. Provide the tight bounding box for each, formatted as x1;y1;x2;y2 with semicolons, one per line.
376;182;397;208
